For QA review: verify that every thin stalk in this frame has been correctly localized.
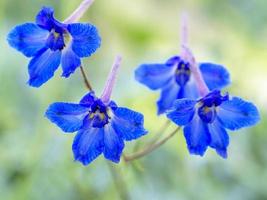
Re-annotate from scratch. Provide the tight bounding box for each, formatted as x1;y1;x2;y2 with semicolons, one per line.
80;66;93;91
132;120;171;152
147;120;171;146
64;0;95;23
123;127;180;162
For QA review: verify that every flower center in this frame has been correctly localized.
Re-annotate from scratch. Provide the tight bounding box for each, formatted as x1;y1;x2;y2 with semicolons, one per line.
175;60;191;87
197;90;229;123
46;29;67;51
89;100;110;128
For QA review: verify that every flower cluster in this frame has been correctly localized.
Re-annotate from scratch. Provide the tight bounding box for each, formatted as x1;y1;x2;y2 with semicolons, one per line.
7;1;261;165
135;44;260;158
7;5;147;166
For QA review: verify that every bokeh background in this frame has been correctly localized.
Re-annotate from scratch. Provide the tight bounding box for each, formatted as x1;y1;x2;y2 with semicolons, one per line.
1;0;267;199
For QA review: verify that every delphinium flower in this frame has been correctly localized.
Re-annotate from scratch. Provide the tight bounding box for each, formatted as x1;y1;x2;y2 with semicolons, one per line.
135;16;230;114
7;6;101;87
167;47;260;158
45;56;148;165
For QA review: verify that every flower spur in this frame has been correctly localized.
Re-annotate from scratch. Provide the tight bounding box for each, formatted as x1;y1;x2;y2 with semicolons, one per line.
7;6;101;87
45;56;147;165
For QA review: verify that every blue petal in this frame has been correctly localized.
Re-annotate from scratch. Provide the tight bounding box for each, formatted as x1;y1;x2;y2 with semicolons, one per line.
166;56;180;66
103;125;125;163
68;23;101;57
35;7;54;30
135;64;173;90
61;43;81;77
45;103;89;133
157;81;180;114
217;97;260;130
28;48;61;87
208;120;229;158
184;115;210;156
167;99;197;126
79;92;96;106
72;126;104;165
199;63;230;90
178;78;199;99
111;107;147;141
7;23;49;57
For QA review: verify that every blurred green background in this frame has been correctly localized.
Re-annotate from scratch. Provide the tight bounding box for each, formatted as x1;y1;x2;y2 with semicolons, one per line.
1;0;267;199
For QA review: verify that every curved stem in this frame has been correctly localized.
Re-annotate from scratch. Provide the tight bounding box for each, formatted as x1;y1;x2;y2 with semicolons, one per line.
147;120;171;146
123;127;180;162
80;66;93;91
64;0;95;23
132;119;171;154
134;120;171;151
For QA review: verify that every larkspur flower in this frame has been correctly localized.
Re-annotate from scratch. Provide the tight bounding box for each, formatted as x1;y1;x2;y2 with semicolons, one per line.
167;90;260;158
135;56;230;115
7;6;101;87
45;57;147;165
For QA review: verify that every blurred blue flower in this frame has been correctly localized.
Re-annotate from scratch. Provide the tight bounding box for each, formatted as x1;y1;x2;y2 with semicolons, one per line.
167;90;260;158
45;92;147;165
7;7;101;87
135;56;230;114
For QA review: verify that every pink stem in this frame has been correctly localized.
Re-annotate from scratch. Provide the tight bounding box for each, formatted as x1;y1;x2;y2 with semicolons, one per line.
63;0;95;23
179;13;209;97
101;56;122;104
180;12;190;60
181;12;188;48
183;46;209;96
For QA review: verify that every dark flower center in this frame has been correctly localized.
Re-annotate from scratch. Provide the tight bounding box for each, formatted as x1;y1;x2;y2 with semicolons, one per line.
166;56;191;87
175;60;191;87
46;30;66;51
197;90;229;123
44;16;68;51
89;99;111;128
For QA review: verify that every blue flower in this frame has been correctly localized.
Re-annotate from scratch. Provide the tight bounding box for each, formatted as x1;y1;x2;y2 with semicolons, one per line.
166;90;260;158
45;92;147;165
7;7;101;87
135;56;230;114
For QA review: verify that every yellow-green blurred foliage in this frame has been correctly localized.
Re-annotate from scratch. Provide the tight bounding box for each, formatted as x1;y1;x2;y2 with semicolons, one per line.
0;0;267;199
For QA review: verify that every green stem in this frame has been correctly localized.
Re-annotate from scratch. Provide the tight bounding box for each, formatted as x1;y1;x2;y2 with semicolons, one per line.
147;120;171;146
80;66;93;91
123;127;180;162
